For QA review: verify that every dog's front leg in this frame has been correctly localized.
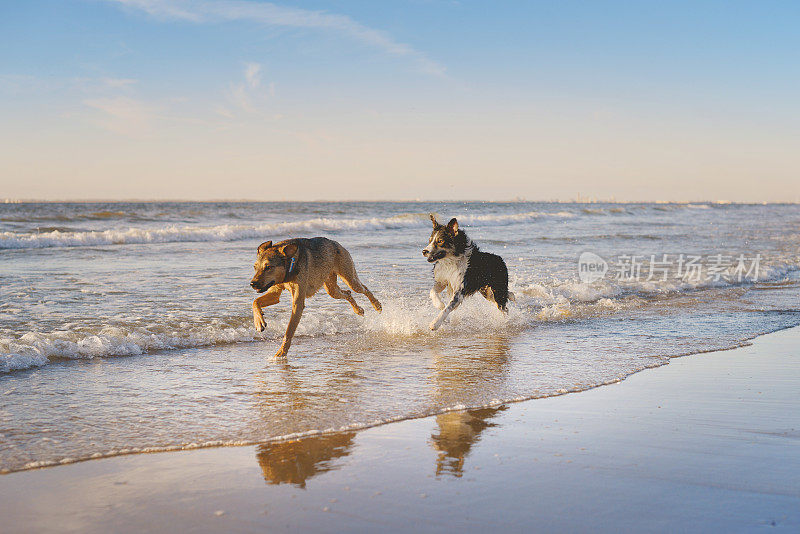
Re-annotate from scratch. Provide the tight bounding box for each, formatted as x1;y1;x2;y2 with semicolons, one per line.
253;286;283;332
276;293;305;358
430;281;447;310
430;290;464;331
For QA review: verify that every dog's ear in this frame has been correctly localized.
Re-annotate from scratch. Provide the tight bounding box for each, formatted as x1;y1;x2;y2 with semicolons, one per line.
281;243;298;258
429;213;439;228
446;218;459;235
257;241;273;253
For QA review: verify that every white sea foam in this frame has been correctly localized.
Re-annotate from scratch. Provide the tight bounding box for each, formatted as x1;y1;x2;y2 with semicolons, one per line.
0;321;261;373
0;211;575;249
511;258;800;320
4;259;797;374
0;298;517;373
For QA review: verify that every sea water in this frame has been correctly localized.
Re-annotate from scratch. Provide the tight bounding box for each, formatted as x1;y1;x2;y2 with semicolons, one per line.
1;201;799;472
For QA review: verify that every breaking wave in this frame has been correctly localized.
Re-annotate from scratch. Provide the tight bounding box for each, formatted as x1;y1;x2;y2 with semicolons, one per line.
4;259;798;374
0;211;574;250
1;296;522;373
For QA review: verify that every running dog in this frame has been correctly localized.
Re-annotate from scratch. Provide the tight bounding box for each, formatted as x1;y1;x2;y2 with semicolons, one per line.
250;237;382;358
423;215;511;331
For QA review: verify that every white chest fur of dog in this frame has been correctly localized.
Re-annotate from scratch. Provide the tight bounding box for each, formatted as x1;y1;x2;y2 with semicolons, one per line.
429;250;471;330
433;250;470;292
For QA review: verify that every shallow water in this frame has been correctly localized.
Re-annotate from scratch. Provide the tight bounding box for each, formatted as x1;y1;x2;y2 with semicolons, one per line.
1;201;799;472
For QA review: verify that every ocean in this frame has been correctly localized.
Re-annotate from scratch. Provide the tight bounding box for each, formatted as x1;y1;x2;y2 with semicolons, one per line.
1;201;799;472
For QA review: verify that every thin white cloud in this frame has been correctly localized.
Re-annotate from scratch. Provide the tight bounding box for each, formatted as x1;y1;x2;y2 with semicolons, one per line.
244;62;261;89
228;81;254;113
226;62;269;113
109;0;446;77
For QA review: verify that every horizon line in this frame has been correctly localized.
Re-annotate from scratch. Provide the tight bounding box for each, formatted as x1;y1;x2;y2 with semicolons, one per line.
3;198;799;205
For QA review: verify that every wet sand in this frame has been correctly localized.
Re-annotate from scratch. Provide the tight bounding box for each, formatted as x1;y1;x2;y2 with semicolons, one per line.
2;326;799;533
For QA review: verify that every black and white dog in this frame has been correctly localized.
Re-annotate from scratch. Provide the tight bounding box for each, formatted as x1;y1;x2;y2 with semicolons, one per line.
422;214;512;330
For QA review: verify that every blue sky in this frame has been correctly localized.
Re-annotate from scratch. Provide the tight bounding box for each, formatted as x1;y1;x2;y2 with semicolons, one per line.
1;1;799;201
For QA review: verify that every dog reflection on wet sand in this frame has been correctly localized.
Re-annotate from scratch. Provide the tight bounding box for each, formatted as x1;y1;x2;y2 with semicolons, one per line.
255;432;356;489
430;406;507;477
429;336;511;477
254;408;505;485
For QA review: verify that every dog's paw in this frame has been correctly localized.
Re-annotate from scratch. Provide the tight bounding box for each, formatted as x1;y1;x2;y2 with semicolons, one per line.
273;346;289;359
253;314;266;332
429;319;441;331
353;304;365;316
372;301;382;313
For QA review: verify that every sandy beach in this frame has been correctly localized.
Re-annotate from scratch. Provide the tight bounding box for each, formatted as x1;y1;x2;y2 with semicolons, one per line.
2;326;798;532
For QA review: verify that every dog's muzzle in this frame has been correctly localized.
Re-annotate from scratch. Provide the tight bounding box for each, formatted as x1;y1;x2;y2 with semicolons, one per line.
251;280;275;293
424;250;445;263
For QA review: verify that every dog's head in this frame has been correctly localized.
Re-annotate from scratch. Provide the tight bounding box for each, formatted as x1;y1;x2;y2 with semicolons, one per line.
251;241;298;292
423;214;465;263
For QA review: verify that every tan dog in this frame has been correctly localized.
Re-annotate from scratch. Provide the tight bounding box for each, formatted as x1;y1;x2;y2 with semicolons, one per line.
250;237;382;358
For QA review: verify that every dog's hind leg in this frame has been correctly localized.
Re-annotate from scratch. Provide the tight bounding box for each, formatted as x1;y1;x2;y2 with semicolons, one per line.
480;285;509;312
490;284;509;312
253;286;283;332
479;286;495;303
336;252;382;313
325;274;364;316
491;259;511;312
